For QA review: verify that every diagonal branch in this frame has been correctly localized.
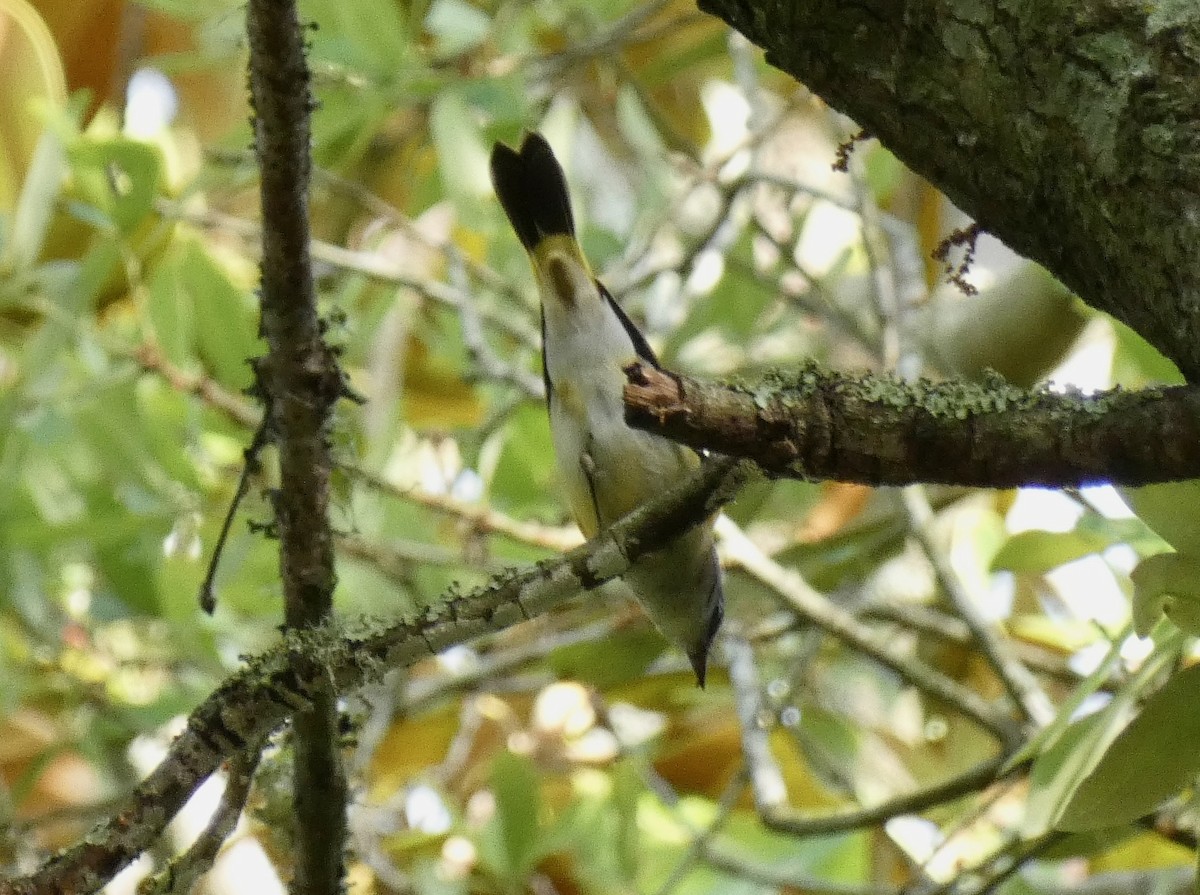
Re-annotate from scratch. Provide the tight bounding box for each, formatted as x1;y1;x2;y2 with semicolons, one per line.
623;362;1200;488
0;458;747;895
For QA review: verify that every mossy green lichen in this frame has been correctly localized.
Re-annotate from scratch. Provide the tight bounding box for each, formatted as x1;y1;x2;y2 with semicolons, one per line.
742;363;1143;423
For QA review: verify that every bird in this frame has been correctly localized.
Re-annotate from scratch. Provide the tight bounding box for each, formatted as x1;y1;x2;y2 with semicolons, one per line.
490;131;724;686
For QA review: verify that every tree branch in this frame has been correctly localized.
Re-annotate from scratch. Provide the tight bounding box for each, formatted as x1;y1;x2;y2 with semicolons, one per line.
696;0;1200;381
246;0;345;889
138;738;266;895
0;458;746;895
623;362;1200;487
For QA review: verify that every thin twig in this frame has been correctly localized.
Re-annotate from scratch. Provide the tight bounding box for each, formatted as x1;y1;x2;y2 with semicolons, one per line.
723;635;787;814
909;831;1067;895
652;768;748;895
138;739;266;895
157;200;541;351
130;352;575;556
344;464;582;552
447;248;543;398
717;516;1020;742
704;845;901;895
134;343;261;428
401;616;621;712
200;421;269;614
901;486;1056;727
336;530;507;578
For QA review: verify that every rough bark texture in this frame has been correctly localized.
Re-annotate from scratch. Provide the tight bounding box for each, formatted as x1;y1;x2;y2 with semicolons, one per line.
697;0;1200;381
246;2;347;891
0;460;744;895
624;362;1200;487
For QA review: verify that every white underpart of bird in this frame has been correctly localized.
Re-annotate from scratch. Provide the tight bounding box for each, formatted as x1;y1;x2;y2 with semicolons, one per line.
490;132;724;685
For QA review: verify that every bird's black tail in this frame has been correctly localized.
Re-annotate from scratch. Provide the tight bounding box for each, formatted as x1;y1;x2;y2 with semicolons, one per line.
490;132;575;252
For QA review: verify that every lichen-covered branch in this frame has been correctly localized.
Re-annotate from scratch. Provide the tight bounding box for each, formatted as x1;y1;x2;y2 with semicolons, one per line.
246;1;345;889
0;458;745;895
696;0;1200;381
623;362;1200;487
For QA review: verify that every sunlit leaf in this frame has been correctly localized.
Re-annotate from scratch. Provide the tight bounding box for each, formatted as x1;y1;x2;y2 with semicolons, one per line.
1058;663;1200;831
5;128;68;270
1130;551;1200;636
0;0;67;211
180;239;262;389
68;137;163;235
482;749;541;887
424;0;491;56
1002;624;1129;773
1120;479;1200;557
1023;624;1184;835
990;528;1113;574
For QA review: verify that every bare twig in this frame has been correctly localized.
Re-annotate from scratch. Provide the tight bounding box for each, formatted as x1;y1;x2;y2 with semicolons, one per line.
704;845;900;895
448;249;544;399
717;516;1019;741
652;768;748;895
336;530;505;578
138;739;266;895
344;464;582;552
157;200;541;351
130;353;575;558
909;831;1067;895
200;421;269;613
901;486;1055;727
134;343;261;428
723;635;787;814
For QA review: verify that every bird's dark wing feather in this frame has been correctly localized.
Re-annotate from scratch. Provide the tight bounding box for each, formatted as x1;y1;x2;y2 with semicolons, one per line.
599;280;660;369
540;311;552;411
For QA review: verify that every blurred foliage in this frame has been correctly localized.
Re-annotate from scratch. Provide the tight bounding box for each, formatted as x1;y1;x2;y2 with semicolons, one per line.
0;0;1196;892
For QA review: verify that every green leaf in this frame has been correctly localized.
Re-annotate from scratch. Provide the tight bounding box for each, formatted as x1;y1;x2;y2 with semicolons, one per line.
549;625;664;688
1110;317;1184;387
305;0;412;74
488;403;559;521
1120;479;1200;556
1023;624;1184;835
990;528;1113;574
146;247;194;369
5;128;67;270
1002;624;1129;773
430;90;492;201
180;240;262;390
1057;663;1200;831
487;750;541;888
1130;551;1200;636
424;0;491;56
68;137;163;235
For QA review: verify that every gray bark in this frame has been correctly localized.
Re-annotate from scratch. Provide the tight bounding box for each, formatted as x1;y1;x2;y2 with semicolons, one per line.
697;0;1200;380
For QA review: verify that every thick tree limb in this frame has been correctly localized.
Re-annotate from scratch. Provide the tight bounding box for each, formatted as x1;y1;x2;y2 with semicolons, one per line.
623;362;1200;487
0;459;746;895
247;1;346;890
696;0;1200;381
